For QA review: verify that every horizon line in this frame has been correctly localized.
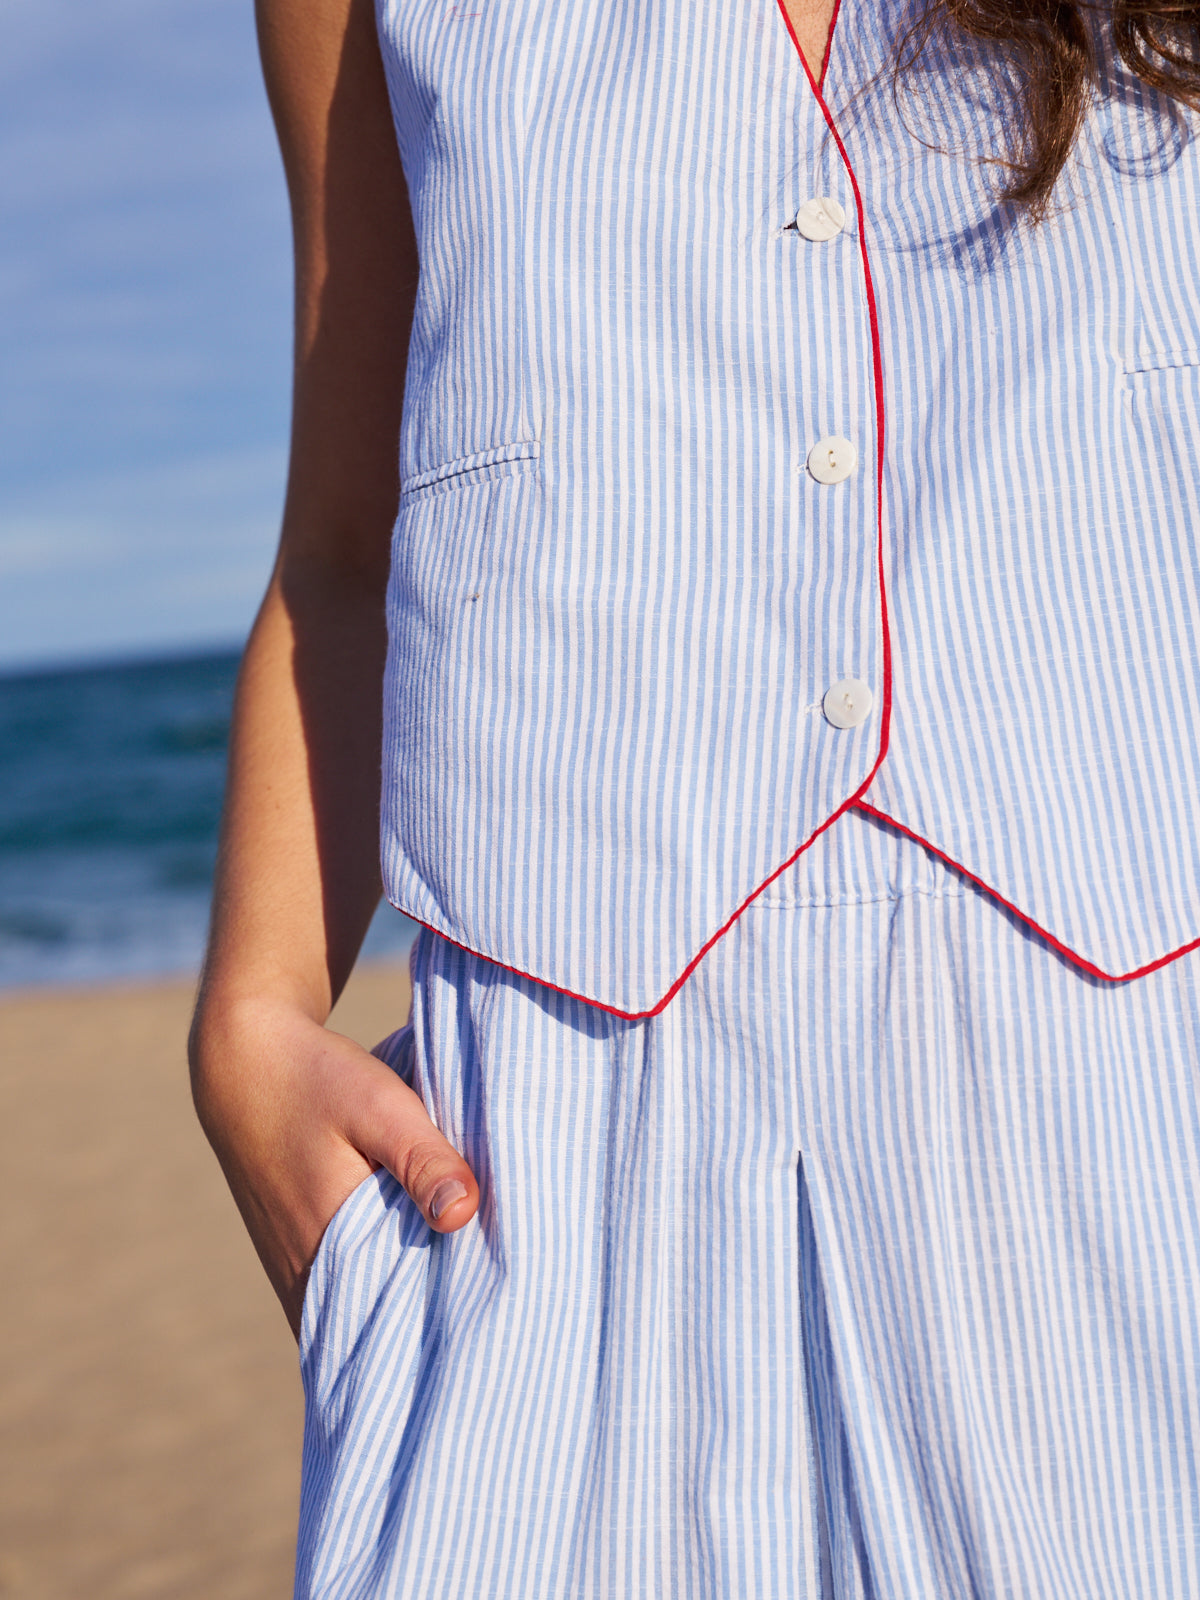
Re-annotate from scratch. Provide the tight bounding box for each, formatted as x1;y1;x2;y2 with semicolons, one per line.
0;635;248;684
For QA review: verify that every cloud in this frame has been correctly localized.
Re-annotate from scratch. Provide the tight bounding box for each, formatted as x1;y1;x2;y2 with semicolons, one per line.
0;0;296;668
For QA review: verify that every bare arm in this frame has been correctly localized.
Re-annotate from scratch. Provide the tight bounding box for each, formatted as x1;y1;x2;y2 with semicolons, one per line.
189;0;477;1339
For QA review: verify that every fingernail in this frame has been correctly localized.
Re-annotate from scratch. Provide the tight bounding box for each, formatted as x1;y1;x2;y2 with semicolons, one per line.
429;1178;468;1221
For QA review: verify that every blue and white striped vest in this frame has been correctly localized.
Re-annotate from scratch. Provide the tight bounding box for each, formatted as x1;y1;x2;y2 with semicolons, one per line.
376;0;1200;1016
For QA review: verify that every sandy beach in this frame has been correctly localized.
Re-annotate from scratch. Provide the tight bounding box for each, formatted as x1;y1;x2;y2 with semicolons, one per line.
0;958;413;1600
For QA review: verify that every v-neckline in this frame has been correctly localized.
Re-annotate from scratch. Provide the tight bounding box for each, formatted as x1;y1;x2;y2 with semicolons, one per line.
774;0;845;94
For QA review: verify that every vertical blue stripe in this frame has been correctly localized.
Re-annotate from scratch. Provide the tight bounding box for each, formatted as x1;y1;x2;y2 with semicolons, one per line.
296;811;1200;1596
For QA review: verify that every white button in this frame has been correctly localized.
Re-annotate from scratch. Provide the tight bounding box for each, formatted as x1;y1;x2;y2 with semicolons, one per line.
794;197;846;240
807;435;857;484
823;678;874;729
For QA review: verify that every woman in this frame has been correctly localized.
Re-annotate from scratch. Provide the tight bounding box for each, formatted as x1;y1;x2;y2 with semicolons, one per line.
190;0;1200;1591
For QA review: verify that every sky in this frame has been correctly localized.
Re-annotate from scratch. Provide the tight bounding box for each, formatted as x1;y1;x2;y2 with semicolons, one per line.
0;0;293;671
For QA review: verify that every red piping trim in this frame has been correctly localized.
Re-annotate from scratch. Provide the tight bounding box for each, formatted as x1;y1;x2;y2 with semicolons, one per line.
404;21;1198;1005
408;780;888;1021
853;801;1200;983
816;0;843;90
404;11;901;1021
774;0;893;790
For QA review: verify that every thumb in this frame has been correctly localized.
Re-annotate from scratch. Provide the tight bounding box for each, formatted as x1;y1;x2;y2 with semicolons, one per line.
342;1054;479;1232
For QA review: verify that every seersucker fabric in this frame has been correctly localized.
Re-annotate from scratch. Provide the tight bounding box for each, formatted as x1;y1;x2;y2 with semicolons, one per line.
377;0;1200;1015
295;0;1200;1589
295;811;1200;1597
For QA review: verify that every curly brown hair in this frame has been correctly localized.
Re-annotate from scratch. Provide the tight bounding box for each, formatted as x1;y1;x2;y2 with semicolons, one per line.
896;0;1200;215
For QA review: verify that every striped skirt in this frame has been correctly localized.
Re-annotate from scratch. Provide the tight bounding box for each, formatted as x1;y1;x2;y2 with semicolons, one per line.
294;808;1200;1598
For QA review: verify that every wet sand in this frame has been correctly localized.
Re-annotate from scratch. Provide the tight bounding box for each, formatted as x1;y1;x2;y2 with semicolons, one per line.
0;959;412;1600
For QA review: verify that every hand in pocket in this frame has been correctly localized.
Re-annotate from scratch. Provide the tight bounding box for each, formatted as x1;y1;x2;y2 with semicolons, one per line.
190;997;478;1339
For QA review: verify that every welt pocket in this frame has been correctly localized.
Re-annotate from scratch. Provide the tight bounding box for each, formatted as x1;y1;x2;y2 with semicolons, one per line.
400;440;541;500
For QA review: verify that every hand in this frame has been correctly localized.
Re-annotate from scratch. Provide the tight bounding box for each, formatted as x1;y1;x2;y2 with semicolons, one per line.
189;995;478;1339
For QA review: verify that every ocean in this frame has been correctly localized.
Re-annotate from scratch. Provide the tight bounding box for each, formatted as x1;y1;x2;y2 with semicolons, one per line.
0;649;417;990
